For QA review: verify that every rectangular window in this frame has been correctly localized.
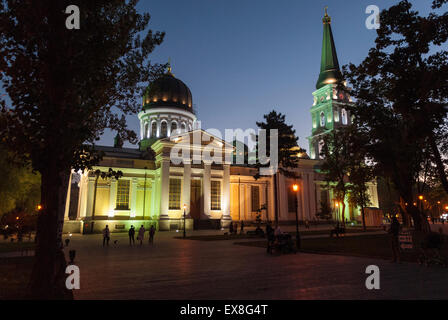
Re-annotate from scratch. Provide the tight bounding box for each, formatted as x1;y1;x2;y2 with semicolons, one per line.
116;180;130;210
169;178;181;210
251;186;260;212
211;181;221;210
288;187;296;213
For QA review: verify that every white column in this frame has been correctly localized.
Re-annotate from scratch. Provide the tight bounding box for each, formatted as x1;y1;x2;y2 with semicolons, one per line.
86;176;96;218
145;121;149;138
238;181;245;220
130;178;138;218
278;173;286;220
109;178;117;217
303;173;311;220
78;175;88;219
156;118;161;138
300;178;306;220
140;119;144;139
160;159;170;219
308;173;316;219
261;182;266;219
182;161;191;216
222;164;231;220
203;162;211;218
150;177;157;218
64;171;73;221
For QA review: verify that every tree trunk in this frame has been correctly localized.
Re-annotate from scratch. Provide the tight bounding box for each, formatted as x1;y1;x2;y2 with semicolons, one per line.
29;169;72;299
428;133;448;195
341;200;346;228
92;174;99;219
405;205;430;233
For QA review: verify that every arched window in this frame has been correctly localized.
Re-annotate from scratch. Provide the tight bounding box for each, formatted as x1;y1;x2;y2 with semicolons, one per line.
320;112;326;127
144;123;149;138
151;122;157;137
181;123;186;132
334;110;339;122
341;109;348;125
171;122;177;135
161;121;168;137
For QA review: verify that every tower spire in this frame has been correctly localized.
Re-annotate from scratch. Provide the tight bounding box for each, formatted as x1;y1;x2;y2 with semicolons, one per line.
167;57;172;74
316;7;342;89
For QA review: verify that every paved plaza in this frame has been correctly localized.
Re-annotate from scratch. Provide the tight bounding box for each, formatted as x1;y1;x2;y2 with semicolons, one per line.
61;228;448;300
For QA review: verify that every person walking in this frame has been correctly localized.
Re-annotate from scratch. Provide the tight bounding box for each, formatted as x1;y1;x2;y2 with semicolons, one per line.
229;222;234;235
389;217;401;263
138;225;146;245
240;220;245;235
128;225;135;246
102;225;110;247
149;225;156;244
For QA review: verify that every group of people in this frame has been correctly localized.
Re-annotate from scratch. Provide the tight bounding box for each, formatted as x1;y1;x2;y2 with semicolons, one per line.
265;223;288;254
228;220;245;235
101;224;156;247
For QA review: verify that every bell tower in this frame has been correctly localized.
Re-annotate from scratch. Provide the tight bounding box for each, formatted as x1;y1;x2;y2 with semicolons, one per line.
308;8;353;160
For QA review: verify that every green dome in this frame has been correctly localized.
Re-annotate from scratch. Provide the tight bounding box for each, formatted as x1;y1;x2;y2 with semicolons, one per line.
143;71;193;113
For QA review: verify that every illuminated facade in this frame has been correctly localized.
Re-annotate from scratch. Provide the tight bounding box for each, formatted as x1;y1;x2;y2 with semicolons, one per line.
63;10;379;233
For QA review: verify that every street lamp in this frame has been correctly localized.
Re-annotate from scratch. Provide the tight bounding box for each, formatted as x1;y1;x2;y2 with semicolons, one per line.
183;204;187;239
335;202;340;223
418;195;424;213
292;184;301;250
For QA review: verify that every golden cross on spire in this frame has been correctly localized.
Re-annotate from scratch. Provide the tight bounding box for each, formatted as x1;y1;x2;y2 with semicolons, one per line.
324;6;328;17
167;57;172;73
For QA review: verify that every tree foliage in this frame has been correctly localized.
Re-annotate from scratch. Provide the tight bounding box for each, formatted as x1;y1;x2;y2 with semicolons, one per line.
255;110;303;226
255;110;302;175
0;0;164;298
0;144;40;217
342;0;448;231
319;129;352;225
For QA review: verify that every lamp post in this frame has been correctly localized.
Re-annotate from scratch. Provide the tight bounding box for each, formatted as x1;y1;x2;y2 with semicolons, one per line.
292;184;301;250
418;195;424;213
335;201;340;223
183;204;187;239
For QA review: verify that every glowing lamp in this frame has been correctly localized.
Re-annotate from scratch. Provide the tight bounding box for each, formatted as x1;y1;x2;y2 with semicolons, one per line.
418;195;424;201
292;184;299;192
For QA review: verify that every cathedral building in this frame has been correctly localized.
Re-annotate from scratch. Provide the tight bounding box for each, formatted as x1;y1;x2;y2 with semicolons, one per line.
63;10;379;233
